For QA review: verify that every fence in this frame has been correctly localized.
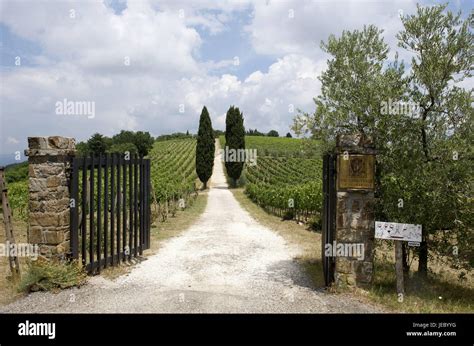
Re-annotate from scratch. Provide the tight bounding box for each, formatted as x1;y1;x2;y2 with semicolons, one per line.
69;153;151;273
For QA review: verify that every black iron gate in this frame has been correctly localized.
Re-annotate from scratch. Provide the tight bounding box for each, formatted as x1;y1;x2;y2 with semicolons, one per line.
69;153;151;274
322;153;336;286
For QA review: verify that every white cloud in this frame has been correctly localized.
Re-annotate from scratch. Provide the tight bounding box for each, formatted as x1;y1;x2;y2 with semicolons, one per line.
245;0;418;60
7;137;19;145
3;0;453;158
1;0;202;77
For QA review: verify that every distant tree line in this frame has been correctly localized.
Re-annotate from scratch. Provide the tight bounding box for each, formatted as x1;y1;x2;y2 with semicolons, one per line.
224;129;293;138
155;132;195;141
77;130;155;157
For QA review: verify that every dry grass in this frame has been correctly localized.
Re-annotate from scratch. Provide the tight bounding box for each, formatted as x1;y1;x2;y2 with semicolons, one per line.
366;241;474;313
0;217;29;306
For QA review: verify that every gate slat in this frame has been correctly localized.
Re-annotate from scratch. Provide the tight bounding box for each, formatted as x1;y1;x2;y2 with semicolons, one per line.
140;157;145;255
97;154;102;274
134;155;138;256
104;154;109;268
146;160;151;249
129;155;133;260
81;157;87;266
117;154;121;263
122;155;127;260
89;154;95;270
110;154;115;266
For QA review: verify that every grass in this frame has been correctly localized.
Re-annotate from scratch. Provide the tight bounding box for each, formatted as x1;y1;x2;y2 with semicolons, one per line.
0;216;30;306
231;188;325;288
18;258;87;293
364;245;474;313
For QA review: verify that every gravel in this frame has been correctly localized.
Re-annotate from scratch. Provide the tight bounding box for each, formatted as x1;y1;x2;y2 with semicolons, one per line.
1;149;382;313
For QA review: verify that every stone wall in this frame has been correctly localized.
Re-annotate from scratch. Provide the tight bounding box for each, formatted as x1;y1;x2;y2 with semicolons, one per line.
334;191;375;286
334;134;376;287
25;136;76;258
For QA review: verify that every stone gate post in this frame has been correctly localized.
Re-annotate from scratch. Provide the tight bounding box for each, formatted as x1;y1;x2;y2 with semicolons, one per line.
334;134;376;287
25;136;76;258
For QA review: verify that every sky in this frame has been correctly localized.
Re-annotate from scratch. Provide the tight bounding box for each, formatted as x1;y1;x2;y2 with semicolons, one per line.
0;0;472;164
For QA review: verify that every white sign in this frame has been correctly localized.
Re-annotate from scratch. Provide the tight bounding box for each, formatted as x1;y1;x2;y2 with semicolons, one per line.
375;221;422;242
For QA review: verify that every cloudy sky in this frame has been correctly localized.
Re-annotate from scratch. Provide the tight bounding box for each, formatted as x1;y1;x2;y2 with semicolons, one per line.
0;0;471;162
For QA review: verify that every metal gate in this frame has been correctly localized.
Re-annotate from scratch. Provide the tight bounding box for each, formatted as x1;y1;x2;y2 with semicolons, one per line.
321;153;336;286
69;153;151;274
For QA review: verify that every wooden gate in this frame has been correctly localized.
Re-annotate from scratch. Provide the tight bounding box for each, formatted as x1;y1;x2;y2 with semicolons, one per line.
69;153;151;274
321;153;336;286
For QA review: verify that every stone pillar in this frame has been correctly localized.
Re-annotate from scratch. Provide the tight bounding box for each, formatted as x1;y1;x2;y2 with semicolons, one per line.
334;134;376;287
25;136;76;258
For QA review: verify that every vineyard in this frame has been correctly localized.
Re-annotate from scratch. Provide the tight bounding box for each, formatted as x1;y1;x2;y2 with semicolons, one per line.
149;138;200;221
220;135;323;225
2;162;28;222
220;135;321;158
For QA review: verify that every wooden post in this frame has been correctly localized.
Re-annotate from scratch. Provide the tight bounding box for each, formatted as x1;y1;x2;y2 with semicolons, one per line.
0;167;21;280
395;240;405;296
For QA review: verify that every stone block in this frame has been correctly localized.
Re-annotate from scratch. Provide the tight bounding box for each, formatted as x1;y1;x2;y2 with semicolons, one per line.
336;258;352;274
46;175;65;188
48;136;75;150
29;227;43;244
346;274;356;286
354;261;373;283
351;199;360;212
43;230;64;244
57;241;70;254
28;137;48;150
58;210;70;226
29;212;59;227
29;178;47;192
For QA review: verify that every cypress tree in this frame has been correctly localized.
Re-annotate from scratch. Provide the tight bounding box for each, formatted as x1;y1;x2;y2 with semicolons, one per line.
224;106;245;187
196;106;215;189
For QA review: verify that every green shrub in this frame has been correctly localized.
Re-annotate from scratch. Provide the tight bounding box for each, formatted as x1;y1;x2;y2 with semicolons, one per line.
18;258;87;293
5;161;28;183
282;209;295;220
7;180;28;221
308;214;322;231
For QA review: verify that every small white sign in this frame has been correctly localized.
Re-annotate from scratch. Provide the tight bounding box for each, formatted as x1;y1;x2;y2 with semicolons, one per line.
375;221;422;242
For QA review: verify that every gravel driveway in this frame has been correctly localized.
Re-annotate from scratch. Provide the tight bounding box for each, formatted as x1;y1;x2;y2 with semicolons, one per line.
1;146;382;313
